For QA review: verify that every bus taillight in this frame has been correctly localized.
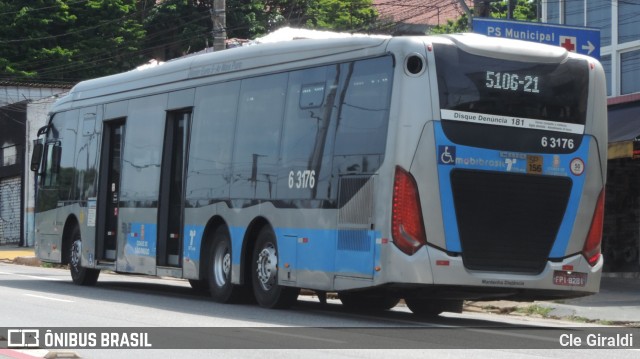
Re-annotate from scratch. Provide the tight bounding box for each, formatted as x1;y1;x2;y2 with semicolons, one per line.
583;189;605;266
392;166;427;255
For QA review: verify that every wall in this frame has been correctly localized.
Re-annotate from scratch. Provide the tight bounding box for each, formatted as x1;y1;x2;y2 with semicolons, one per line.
23;97;60;247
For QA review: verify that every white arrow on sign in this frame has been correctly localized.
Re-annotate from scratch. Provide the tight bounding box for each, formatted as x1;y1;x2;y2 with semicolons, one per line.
582;41;595;55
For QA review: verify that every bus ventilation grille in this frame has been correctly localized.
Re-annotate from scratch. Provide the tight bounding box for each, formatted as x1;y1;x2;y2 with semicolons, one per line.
450;169;572;274
337;176;374;252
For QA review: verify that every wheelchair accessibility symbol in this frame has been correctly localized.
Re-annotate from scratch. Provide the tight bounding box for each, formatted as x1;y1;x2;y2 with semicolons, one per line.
438;145;456;165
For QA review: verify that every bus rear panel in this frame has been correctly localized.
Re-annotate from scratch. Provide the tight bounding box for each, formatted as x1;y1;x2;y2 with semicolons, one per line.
383;34;606;302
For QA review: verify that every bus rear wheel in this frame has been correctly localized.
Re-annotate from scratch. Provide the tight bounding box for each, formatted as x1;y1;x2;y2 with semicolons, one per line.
251;227;299;309
208;226;243;303
68;226;100;286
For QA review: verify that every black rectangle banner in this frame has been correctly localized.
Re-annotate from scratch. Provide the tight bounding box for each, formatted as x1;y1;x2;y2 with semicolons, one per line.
1;327;638;350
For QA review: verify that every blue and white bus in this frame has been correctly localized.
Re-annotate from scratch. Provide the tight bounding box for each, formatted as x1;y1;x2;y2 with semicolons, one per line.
31;33;607;316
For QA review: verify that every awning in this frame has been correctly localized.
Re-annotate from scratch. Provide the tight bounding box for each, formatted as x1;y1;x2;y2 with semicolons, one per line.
607;102;640;159
608;141;633;160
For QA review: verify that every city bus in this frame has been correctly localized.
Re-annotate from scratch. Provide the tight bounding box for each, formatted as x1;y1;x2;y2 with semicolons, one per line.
30;33;607;316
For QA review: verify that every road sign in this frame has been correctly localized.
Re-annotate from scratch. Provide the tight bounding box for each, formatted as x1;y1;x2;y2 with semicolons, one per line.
473;18;600;60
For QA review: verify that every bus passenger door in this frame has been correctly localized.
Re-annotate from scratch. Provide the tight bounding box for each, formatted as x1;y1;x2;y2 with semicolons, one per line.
97;120;124;261
157;111;189;267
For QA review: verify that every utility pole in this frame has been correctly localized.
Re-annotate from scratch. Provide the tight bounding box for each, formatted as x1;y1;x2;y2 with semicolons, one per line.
457;0;472;19
474;0;491;18
211;0;226;51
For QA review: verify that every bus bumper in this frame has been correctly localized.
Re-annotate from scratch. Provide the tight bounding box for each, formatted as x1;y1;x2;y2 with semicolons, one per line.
381;244;602;301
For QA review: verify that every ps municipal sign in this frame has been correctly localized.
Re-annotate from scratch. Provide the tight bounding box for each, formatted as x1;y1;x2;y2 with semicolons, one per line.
473;18;600;60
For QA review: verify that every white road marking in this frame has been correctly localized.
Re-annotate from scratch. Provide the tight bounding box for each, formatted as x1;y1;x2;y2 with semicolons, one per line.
24;293;74;303
0;270;63;281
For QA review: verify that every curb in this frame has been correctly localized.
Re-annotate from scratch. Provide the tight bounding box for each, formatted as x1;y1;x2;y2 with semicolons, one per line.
12;257;42;267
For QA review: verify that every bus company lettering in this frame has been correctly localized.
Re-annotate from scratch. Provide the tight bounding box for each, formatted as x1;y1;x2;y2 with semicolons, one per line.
455;157;505;168
481;279;525;286
189;61;243;78
454;112;508;124
135;241;150;256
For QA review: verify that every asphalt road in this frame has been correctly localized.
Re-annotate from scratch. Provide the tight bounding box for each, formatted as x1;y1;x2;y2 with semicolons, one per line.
1;263;638;359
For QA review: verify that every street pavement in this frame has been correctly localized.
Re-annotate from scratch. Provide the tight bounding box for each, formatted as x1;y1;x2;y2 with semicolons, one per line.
1;245;639;324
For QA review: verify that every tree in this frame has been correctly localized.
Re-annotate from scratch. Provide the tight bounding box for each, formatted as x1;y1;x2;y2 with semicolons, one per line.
69;0;146;79
0;0;145;82
0;0;77;79
490;0;538;21
430;13;470;34
0;0;381;83
306;0;378;32
430;0;537;34
226;0;379;39
142;0;212;61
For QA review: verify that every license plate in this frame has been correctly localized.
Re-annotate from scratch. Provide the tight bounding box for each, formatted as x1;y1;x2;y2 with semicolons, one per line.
553;270;587;287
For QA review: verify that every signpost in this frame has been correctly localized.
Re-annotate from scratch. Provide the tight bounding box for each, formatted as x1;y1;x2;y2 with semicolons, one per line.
473;18;601;60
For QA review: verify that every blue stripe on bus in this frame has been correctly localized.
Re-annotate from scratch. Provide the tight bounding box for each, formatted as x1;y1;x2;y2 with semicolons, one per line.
183;225;381;278
434;122;589;257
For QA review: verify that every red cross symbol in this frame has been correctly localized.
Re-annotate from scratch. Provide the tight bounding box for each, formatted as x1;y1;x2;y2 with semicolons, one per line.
560;36;577;52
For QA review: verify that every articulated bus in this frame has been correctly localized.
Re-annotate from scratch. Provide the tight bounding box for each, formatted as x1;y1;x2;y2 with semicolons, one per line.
31;33;607;316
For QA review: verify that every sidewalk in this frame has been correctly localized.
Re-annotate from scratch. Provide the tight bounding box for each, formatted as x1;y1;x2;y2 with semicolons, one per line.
1;245;639;324
0;245;40;266
466;274;640;324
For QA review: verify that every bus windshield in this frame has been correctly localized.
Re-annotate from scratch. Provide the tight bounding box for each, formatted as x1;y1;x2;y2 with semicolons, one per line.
434;42;589;126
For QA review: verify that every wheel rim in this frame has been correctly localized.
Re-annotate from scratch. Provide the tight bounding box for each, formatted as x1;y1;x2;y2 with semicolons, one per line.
256;243;277;291
213;243;231;287
71;240;81;270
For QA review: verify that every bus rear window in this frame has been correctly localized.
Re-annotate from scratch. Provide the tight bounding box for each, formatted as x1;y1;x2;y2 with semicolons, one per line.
433;43;589;126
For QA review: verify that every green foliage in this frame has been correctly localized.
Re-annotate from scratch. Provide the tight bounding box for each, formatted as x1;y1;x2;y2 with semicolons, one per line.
515;304;553;317
0;0;144;82
306;0;378;32
429;0;537;35
226;0;269;39
430;13;470;34
0;0;379;83
226;0;378;38
490;0;538;21
143;0;212;60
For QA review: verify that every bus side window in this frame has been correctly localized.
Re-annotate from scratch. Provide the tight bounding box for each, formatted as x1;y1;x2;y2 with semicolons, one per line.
299;83;326;109
231;73;288;199
334;56;394;158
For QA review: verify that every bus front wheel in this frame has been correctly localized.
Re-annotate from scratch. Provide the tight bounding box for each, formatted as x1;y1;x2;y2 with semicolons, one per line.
68;226;100;286
251;227;299;309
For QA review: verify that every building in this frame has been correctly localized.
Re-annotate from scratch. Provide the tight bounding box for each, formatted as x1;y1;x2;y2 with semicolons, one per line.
0;82;69;246
542;0;640;272
373;0;473;34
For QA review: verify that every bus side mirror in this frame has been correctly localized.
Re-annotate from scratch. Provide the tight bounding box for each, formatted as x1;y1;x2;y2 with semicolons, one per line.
51;145;62;174
30;142;44;172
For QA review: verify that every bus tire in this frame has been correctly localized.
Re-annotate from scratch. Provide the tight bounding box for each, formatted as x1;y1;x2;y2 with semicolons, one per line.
207;226;243;303
188;279;209;292
339;292;400;312
68;226;100;286
251;227;299;309
405;298;463;318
